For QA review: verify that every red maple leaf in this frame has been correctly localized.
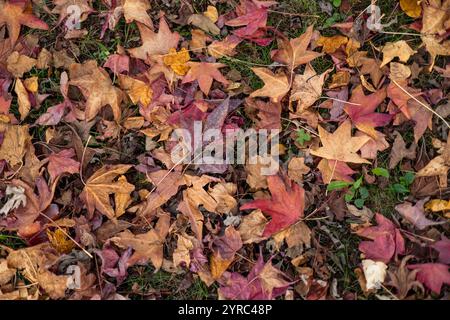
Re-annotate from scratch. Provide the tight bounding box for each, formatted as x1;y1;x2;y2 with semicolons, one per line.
408;263;450;294
343;85;392;139
240;174;305;237
357;213;405;263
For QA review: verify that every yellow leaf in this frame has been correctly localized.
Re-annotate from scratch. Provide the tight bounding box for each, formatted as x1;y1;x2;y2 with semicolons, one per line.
210;254;233;279
425;199;450;212
47;228;75;254
24;76;38;93
203;5;219;23
163;48;191;75
316;35;348;54
400;0;422;18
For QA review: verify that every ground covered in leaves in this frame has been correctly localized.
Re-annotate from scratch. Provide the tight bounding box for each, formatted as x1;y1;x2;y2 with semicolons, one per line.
0;0;449;300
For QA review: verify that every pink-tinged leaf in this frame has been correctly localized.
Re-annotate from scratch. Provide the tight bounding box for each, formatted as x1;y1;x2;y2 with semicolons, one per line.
432;237;450;264
343;85;391;139
357;213;405;263
104;54;130;75
36;103;66;125
395;199;446;230
359;234;396;264
0;95;11;114
218;253;290;300
240;175;305;237
408;263;450;294
46;149;80;182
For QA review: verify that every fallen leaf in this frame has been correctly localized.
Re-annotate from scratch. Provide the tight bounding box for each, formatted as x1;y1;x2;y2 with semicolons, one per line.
311;120;371;164
250;68;290;103
240;174;305;237
389;131;417;169
362;259;387;290
69;60;123;121
316;35;348;54
182;62;228;95
407;263;450;294
7;51;36;78
400;0;422;18
80;164;135;220
271;25;323;74
0;0;49;44
290;64;331;113
238;209;268;244
128;18;180;61
343;85;391;139
45;148;80;182
380;41;416;68
395;199;446;230
111;213;170;270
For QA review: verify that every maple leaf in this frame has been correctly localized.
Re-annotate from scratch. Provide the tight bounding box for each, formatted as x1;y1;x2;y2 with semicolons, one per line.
407;263;450;294
111;213;170;270
0;0;48;45
182;62;228;95
250;68;290;103
122;0;153;28
387;255;424;299
416;134;449;187
271;26;323;74
343;85;391;139
240;174;305;237
389;131;417;169
357;213;405;263
163;48;190;76
395;199;446;230
45;148;80;183
310;120;371;164
380;41;416;68
118;74;153;107
290;64;331;113
128;18;180;61
218;252;290;300
69;60;123;121
432;237;450;265
80;164;135;220
103;53;130;75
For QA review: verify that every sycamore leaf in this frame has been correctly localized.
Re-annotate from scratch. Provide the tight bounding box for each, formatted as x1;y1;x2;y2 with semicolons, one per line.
182;62;228;95
123;0;153;28
111;213;170;270
128;18;180;61
380;41;416;68
290;64;331;113
389;131;416;169
357;213;405;263
400;0;422;18
0;0;49;45
316;35;348;54
80;164;135;220
407;263;450;294
250;68;290;103
118;74;153;106
69;60;123;121
343;85;391;139
395;199;446;230
240;175;305;237
311;120;371;164
45;148;80;183
218;253;290;300
271;25;323;73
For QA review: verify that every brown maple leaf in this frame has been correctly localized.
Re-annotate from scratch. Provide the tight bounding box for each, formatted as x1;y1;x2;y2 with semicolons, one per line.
128;18;180;62
250;68;290;103
69;60;123;121
0;0;48;45
271;25;323;75
311;120;371;164
110;212;170;270
80;164;135;220
51;0;94;25
182;62;228;95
